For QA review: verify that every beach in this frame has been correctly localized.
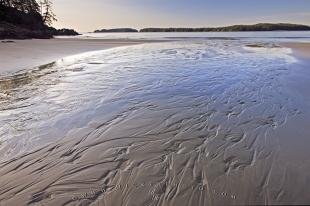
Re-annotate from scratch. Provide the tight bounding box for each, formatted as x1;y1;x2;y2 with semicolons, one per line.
0;38;153;75
0;37;310;206
1;38;309;76
281;42;310;58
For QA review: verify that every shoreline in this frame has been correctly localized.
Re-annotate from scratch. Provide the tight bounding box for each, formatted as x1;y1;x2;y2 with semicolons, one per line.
1;38;309;76
0;38;157;75
281;42;310;59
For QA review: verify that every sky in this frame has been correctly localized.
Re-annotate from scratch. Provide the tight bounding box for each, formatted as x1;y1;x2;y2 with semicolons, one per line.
52;0;310;32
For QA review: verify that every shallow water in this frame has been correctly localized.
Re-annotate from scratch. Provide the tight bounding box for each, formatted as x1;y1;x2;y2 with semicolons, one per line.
58;31;310;42
0;40;309;205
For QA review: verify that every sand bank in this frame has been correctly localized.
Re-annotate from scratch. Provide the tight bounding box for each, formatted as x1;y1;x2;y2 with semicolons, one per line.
281;42;310;59
1;40;310;205
0;40;310;205
0;38;152;75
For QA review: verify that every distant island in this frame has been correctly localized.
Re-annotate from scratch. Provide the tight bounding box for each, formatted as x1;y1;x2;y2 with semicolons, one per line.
140;23;310;32
93;24;310;33
94;28;138;33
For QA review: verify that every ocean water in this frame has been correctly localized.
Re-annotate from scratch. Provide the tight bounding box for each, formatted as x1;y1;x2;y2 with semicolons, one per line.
0;38;309;205
58;31;310;42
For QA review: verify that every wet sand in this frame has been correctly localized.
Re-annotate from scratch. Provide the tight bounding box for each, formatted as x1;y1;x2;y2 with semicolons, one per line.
281;42;310;58
270;42;310;205
0;38;152;75
0;41;310;206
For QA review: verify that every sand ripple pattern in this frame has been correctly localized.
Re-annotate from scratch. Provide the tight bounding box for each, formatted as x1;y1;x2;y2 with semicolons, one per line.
0;41;303;205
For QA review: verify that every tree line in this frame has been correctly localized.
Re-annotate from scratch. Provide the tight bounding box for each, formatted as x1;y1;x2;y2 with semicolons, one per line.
94;23;310;33
0;0;56;25
140;23;310;32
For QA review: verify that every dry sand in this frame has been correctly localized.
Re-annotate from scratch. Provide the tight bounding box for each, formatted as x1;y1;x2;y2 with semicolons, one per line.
0;38;152;75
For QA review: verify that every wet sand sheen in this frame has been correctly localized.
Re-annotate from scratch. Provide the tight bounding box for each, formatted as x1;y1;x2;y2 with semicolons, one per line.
0;41;310;205
281;42;310;58
0;38;157;75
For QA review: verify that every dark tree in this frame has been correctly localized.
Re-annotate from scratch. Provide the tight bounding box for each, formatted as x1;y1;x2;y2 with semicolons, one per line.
24;0;40;13
0;0;40;13
40;0;57;26
0;0;12;7
0;0;78;39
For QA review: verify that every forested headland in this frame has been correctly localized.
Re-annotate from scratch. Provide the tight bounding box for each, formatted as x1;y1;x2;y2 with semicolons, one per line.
140;23;310;32
0;0;79;39
94;23;310;33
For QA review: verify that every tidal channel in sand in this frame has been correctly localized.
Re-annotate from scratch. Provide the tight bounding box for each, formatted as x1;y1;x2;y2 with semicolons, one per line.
0;40;310;205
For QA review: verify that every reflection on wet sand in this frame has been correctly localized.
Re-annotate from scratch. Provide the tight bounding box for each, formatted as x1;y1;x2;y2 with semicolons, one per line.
0;62;57;91
0;41;309;205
